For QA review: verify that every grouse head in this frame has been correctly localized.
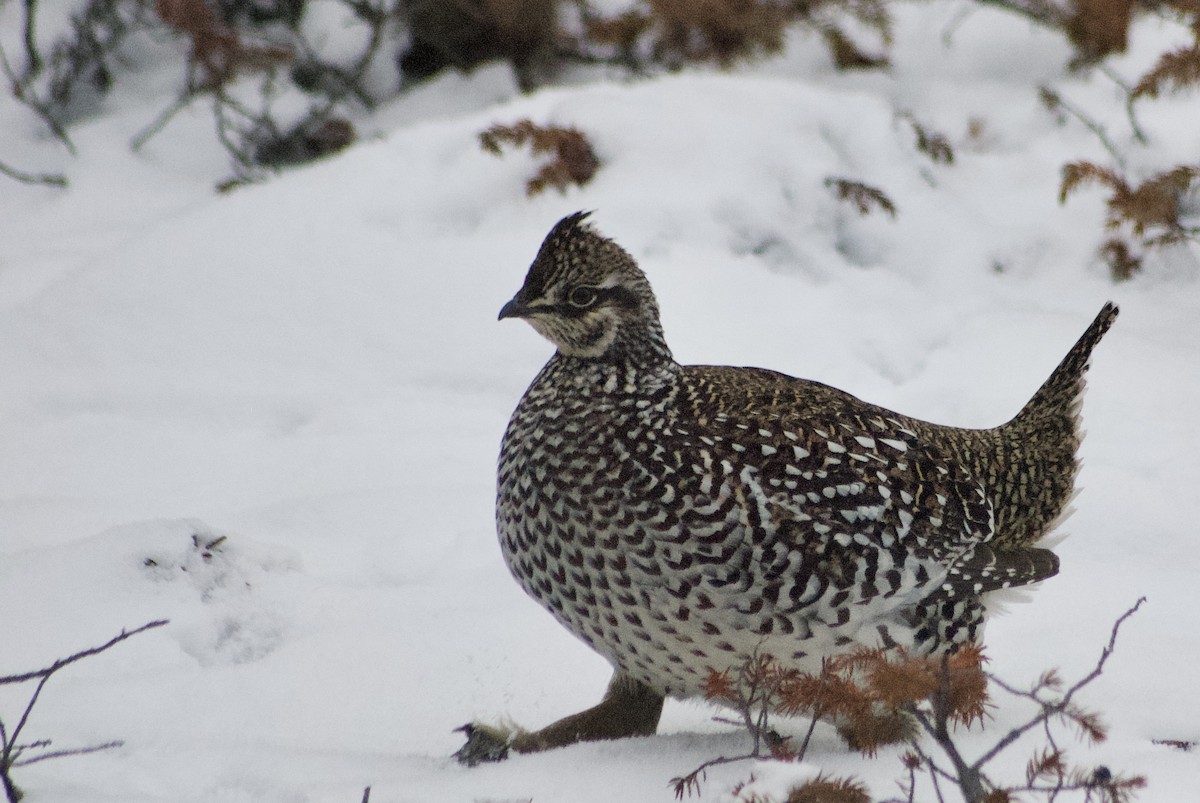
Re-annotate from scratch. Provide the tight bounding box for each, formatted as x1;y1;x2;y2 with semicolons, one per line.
499;212;670;361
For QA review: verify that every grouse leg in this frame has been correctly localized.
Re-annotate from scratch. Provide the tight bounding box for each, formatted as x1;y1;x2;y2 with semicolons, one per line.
455;672;664;765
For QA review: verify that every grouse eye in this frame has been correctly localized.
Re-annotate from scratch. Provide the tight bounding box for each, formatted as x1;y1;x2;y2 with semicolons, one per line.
568;286;599;309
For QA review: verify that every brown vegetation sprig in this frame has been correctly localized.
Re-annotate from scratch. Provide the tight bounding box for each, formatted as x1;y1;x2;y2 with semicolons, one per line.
1060;162;1200;241
1132;45;1200;99
820;26;890;70
480;120;600;196
2;0;387;189
1060;161;1200;279
979;0;1199;273
898;112;955;165
672;646;987;797
733;772;873;803
889;597;1148;803
577;0;892;73
155;0;294;91
676;599;1146;803
645;0;794;67
825;177;898;218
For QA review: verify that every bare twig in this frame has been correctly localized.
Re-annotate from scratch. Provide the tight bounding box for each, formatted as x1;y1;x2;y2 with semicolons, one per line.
973;597;1145;770
670;752;761;799
971;0;1063;29
1039;85;1128;169
908;656;987;802
21;0;41;78
11;741;123;768
131;90;195;152
0;620;169;686
0;43;77;155
0;159;67;187
1;619;169;803
893;598;1148;803
1098;64;1149;145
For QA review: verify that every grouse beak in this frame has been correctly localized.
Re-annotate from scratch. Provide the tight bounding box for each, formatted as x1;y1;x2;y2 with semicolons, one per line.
498;297;529;321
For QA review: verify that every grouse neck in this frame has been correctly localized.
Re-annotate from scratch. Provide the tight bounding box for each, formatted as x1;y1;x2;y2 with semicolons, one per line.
548;342;680;396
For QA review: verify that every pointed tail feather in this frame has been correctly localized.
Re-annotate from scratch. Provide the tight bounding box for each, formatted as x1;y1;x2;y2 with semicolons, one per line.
1019;302;1119;423
989;303;1118;548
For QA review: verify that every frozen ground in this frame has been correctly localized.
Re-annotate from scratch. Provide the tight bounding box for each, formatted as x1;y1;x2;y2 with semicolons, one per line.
1;2;1198;801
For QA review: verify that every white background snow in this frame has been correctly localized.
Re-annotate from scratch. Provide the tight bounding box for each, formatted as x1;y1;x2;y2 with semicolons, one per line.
2;2;1198;801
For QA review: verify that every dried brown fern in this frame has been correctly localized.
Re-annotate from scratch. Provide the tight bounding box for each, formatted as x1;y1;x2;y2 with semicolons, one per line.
891;598;1149;803
584;7;655;65
1063;0;1136;62
1132;45;1200;99
678;603;1146;803
479;120;600;196
825;177;898;217
821;26;890;70
646;0;793;66
899;113;955;165
575;0;892;72
155;0;292;90
674;647;988;797
783;774;872;803
1061;160;1200;245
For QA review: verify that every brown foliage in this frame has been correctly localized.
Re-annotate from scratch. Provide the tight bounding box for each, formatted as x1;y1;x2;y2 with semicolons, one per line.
707;646;989;758
399;0;558;87
901;115;954;165
480;120;600;196
585;9;655;55
156;0;292;89
684;603;1149;802
1060;161;1200;245
824;177;898;218
785;774;871;803
252;117;357;169
579;0;892;72
821;27;890;70
646;0;793;66
1132;45;1200;99
1064;0;1136;61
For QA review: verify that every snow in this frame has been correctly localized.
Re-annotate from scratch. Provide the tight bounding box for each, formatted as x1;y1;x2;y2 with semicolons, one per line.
2;2;1199;801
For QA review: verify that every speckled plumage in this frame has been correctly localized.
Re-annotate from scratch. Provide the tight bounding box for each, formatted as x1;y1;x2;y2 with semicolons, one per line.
495;212;1117;702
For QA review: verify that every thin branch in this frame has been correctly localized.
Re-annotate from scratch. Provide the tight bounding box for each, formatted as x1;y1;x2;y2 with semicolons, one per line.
6;739;50;761
1098;64;1149;145
1061;597;1146;699
971;0;1062;29
4;676;51;759
909;699;985;802
0;42;77;155
972;598;1145;771
1;619;168;803
941;5;978;47
0;158;67;187
1040;85;1128;169
22;0;41;78
131;90;197;152
12;740;123;768
669;752;760;799
796;703;824;761
0;620;169;686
